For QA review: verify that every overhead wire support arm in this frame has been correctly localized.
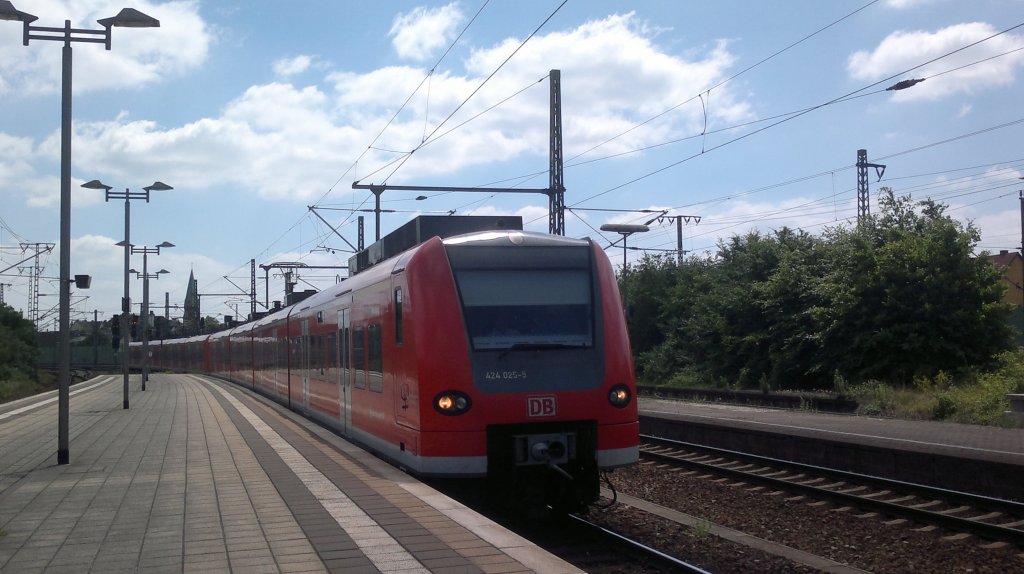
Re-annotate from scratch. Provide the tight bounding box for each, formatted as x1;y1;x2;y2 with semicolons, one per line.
0;247;52;275
351;182;552;194
222;274;261;307
351;181;558;239
351;69;567;238
308;206;358;252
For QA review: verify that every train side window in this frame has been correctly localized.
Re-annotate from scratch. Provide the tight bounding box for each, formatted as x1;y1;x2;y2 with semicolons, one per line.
368;323;383;393
340;327;349;370
277;338;285;373
327;332;337;376
307;335;314;373
394;287;403;345
316;334;325;375
353;326;366;389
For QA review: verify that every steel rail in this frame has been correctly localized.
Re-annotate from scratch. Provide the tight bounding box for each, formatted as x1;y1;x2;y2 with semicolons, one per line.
641;434;1024;547
566;513;711;573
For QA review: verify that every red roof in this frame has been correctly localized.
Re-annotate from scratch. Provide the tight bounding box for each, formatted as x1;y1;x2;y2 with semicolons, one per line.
988;251;1021;267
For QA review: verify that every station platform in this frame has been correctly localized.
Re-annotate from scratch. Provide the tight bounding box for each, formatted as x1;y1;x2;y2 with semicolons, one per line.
0;374;579;574
639;397;1024;501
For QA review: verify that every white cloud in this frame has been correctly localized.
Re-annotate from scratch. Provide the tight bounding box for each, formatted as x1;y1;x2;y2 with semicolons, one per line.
462;14;749;155
884;0;939;8
956;103;972;117
847;22;1024;101
0;133;35;185
389;3;463;61
273;55;313;77
13;12;752;210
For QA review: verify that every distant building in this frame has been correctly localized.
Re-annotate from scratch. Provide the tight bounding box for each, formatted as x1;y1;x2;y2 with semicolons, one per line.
987;250;1024;343
987;250;1023;307
183;270;200;335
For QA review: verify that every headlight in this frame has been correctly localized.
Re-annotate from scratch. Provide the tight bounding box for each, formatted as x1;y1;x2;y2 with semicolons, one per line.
608;384;631;408
434;391;472;415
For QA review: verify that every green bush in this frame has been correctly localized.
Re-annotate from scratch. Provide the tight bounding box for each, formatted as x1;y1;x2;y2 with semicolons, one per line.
927;349;1024;425
0;370;43;403
832;370;848;398
933;379;1014;425
850;380;897;416
850;380;937;419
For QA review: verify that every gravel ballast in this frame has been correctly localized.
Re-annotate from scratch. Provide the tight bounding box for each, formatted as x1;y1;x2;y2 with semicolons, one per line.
588;462;1023;573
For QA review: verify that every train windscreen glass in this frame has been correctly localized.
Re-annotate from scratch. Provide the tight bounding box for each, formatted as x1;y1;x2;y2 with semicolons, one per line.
455;269;593;350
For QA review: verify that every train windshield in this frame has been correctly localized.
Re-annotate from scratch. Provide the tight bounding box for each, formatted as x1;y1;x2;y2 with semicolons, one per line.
455;269;593;351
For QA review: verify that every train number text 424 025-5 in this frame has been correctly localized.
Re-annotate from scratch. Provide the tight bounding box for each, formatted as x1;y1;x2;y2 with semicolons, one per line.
484;370;528;380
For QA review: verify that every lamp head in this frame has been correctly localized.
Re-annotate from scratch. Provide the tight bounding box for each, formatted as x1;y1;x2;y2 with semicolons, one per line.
128;268;138;274
81;179;113;191
156;241;175;248
115;240;133;247
600;223;650;234
98;8;159;28
143;181;173;192
156;269;169;275
0;1;36;23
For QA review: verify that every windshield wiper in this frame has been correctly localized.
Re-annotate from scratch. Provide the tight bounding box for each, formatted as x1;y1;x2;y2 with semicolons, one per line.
497;342;584;359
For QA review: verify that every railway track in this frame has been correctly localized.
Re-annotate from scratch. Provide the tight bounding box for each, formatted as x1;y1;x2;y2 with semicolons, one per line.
641;434;1024;548
430;477;708;572
547;514;710;573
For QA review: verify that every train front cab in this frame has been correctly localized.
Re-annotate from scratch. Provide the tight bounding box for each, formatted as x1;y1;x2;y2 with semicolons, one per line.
408;232;640;510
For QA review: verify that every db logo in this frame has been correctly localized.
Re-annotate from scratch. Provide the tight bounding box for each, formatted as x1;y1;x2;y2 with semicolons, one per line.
527;396;556;417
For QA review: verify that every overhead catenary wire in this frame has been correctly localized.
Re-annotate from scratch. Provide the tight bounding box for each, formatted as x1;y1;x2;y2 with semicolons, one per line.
316;0;493;205
607;145;1024;257
219;1;497;307
566;0;882;166
631;161;1024;257
215;8;1024;295
491;43;1024;200
566;20;1024;213
372;0;569;185
302;7;1023;272
298;2;564;273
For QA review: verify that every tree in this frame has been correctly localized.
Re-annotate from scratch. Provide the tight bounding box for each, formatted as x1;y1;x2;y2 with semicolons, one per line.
818;190;1013;385
619;188;1015;390
0;303;39;382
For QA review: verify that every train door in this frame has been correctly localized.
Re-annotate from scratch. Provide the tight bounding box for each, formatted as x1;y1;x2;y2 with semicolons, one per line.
338;307;352;434
301;319;310;410
393;284;411;428
276;329;284;396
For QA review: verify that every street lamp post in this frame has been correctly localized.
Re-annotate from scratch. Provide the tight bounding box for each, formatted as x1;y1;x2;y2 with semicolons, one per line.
130;242;173;390
600;223;650;324
1;1;160;465
600;224;650;269
84;180;172;408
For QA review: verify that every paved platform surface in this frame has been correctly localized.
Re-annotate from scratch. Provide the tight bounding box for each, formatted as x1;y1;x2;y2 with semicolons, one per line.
0;374;580;573
639;397;1024;466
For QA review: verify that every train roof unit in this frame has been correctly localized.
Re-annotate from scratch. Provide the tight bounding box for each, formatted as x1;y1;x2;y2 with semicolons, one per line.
348;215;523;275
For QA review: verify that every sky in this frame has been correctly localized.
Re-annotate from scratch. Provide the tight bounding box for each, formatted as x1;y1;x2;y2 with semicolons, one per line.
1;0;1023;329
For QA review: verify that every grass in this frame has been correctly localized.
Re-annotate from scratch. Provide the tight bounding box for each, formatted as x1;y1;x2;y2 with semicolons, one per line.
688;518;714;539
0;370;55;404
848;381;938;420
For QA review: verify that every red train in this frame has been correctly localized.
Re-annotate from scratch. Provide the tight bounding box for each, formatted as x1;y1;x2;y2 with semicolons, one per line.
137;216;639;511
